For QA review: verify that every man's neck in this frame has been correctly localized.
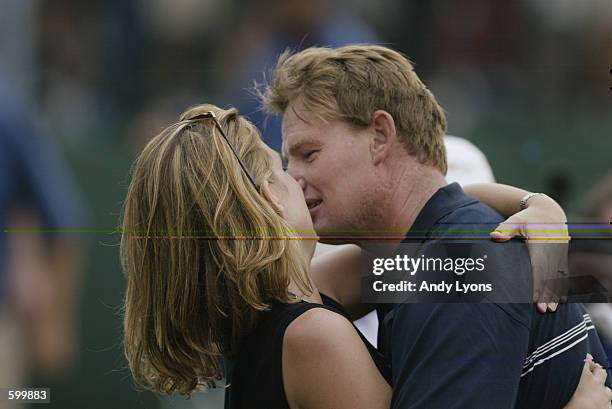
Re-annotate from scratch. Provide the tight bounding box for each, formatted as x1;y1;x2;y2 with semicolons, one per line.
359;165;446;253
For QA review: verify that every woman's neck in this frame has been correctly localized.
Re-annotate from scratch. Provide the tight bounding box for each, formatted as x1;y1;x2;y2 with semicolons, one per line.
289;238;322;303
288;280;322;304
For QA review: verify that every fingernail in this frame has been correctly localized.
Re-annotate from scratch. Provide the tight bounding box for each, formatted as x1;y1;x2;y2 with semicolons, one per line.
585;353;594;362
491;231;507;241
549;303;557;312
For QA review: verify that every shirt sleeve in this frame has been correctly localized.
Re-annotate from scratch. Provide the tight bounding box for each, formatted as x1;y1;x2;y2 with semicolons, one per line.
389;302;531;409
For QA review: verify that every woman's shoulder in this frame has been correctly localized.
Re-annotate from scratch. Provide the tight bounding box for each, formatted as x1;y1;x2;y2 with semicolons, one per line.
273;300;356;366
250;300;343;344
281;304;392;409
284;304;352;342
283;304;366;376
264;300;346;336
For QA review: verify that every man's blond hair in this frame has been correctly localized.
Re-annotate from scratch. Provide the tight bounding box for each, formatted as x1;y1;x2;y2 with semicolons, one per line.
262;44;448;173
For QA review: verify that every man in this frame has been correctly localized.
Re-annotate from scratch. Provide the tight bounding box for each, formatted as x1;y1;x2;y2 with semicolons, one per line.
261;44;611;408
315;133;497;348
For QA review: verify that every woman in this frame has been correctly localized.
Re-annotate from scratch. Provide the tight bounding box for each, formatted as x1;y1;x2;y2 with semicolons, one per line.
121;104;611;409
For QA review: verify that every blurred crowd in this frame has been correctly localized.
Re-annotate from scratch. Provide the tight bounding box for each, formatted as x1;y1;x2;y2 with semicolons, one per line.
0;0;611;408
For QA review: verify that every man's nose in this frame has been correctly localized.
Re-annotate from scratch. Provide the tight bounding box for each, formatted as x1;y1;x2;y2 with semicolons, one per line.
287;166;307;191
297;177;306;191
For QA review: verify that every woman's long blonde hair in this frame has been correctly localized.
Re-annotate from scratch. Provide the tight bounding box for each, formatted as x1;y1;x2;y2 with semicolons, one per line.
120;104;312;396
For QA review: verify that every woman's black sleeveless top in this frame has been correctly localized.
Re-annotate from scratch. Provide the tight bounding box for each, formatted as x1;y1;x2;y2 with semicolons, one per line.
224;294;391;409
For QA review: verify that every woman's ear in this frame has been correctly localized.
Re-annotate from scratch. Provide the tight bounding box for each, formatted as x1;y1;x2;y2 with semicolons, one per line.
261;180;285;218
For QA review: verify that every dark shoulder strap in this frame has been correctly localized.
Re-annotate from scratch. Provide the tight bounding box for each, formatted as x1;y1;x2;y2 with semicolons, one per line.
275;301;340;335
319;292;351;317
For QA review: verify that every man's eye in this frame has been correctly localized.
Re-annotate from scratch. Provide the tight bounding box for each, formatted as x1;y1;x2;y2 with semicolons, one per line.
303;150;318;161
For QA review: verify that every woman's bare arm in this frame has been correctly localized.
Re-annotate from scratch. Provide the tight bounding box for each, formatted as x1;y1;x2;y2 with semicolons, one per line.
463;183;566;226
465;183;570;312
563;355;612;409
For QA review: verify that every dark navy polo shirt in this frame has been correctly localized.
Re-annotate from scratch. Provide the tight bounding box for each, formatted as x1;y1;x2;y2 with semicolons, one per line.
377;183;611;409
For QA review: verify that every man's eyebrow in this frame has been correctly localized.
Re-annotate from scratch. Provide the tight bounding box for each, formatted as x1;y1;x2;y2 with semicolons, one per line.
283;138;320;159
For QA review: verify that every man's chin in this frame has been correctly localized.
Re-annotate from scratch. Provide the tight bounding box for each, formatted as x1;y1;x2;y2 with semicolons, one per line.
317;236;355;245
314;220;354;245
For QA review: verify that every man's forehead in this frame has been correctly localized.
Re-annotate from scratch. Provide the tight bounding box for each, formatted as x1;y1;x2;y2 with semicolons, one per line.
281;105;321;156
282;103;316;133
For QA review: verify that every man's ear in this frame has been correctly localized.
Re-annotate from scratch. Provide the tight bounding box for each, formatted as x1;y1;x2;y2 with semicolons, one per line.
261;180;285;218
370;110;397;166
